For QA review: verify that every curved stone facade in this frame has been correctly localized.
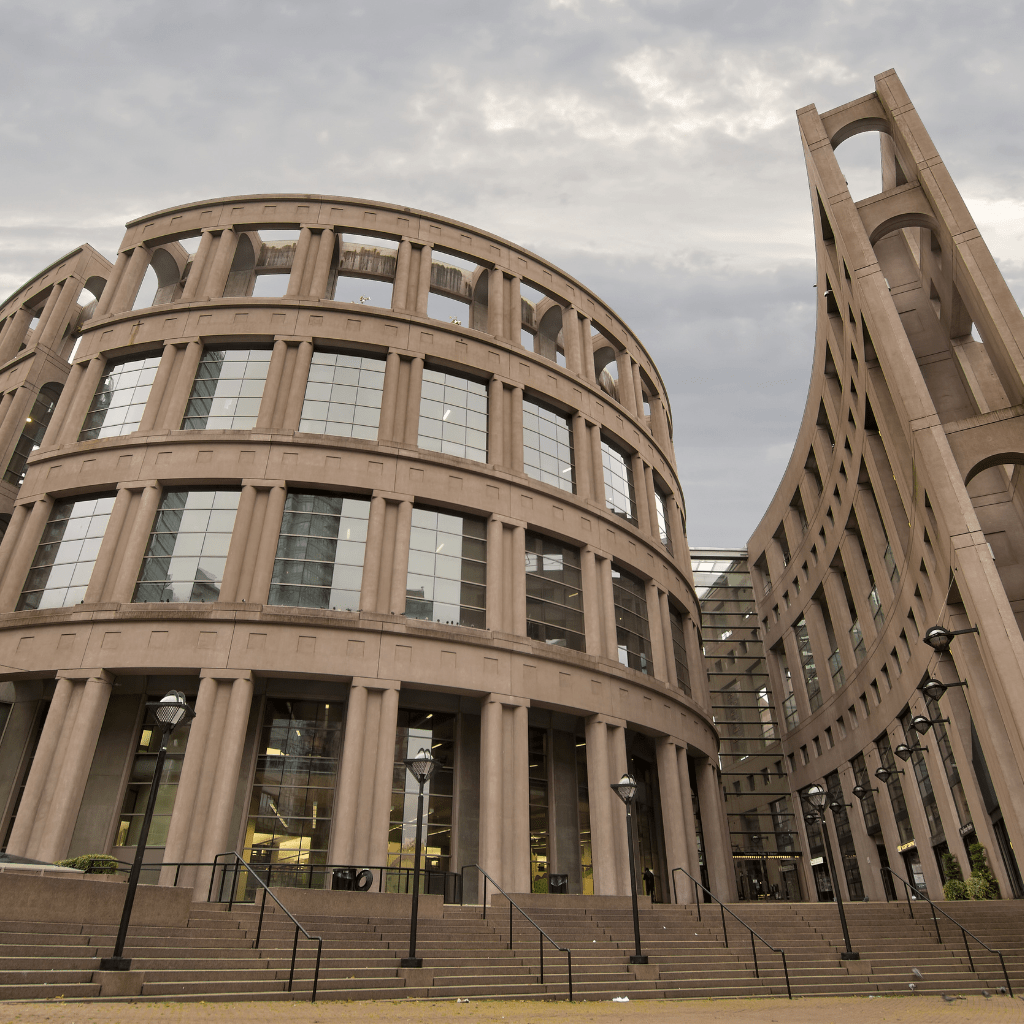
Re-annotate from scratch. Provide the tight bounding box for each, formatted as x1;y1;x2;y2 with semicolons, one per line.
749;71;1024;903
0;194;725;901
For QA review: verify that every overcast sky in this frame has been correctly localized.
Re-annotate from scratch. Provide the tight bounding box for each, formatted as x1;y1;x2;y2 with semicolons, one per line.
2;1;1023;548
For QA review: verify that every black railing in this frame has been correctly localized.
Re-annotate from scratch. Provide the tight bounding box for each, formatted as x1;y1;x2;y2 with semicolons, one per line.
459;864;573;1001
671;866;791;999
210;853;324;1003
881;866;1012;996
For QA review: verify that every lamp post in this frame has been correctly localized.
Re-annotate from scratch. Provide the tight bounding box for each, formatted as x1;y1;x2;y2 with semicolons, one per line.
805;784;858;960
610;772;647;964
100;691;194;971
922;625;978;654
894;742;927;761
918;677;968;702
400;747;440;969
874;765;904;784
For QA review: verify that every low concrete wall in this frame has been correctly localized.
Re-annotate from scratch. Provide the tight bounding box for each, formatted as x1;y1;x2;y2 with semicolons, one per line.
490;893;636;911
0;872;193;926
268;887;445;919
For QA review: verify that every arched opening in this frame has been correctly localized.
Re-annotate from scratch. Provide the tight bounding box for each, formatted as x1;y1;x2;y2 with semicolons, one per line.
535;305;565;366
4;382;63;486
132;248;185;310
334;232;397;308
831;119;908;203
222;235;256;297
593;343;619;401
252;229;299;298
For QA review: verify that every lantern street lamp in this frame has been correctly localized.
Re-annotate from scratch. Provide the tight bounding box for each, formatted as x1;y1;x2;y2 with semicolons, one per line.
400;747;440;969
922;625;978;655
874;765;904;784
100;692;195;971
851;784;878;801
805;784;858;960
918;677;968;702
910;714;949;736
894;742;927;761
610;773;647;964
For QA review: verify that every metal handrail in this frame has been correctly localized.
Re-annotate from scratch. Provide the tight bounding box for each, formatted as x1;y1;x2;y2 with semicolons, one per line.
881;866;1012;996
211;852;324;1003
459;864;573;1001
671;866;791;999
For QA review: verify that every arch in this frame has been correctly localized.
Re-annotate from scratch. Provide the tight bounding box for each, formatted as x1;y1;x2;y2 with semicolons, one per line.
869;212;940;247
829;116;891;150
593;343;619;400
222;235;255;298
535;304;563;364
84;276;107;302
964;452;1024;488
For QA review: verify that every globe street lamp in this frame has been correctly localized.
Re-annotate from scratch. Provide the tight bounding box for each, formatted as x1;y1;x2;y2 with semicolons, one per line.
894;742;928;761
874;765;904;784
910;714;949;735
401;747;440;969
610;772;647;964
918;677;968;702
100;692;194;971
805;784;858;960
922;625;978;654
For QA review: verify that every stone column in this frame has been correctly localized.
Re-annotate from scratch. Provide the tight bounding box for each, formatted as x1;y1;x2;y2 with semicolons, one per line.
404;357;424;445
821;571;857;676
0;386;35;468
511;525;527;635
359;495;388;613
590;423;606;506
35;672;114;863
281;339;315;430
255;339;290;429
248;484;287;604
415;245;433;316
366;684;400;867
571;412;590;499
52;356;105;446
616;352;637;414
83;486;134;604
486;516;504;631
180;231;215;302
696;759;734;899
839;532;878;644
659;591;679;689
584;716;616;895
510;702;531;893
677;749;701;903
561;307;580;374
0;307;32;364
286;228;314;297
110;483;163;603
579;316;595;381
219;484;258;603
479;697;505;885
600;557;619;662
487;268;504;339
0;496;54;611
136;341;179;433
837;765;886;901
163;340;204;430
607;723;630;893
33;286;63;341
0;503;29;586
656;736;689;901
309;228;335;299
488;378;506;468
202;229;237;300
645;579;665;680
632;454;650;533
109;246;152;314
580;547;604;658
631;362;645;419
378;352;402;442
507;276;522;344
392;240;413;312
509;386;524;473
388;499;414;613
853;486;895;605
643;463;660;539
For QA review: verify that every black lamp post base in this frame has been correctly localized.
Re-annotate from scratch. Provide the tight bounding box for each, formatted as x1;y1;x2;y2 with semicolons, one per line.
98;956;132;971
400;957;423;968
629;955;649;965
840;951;860;960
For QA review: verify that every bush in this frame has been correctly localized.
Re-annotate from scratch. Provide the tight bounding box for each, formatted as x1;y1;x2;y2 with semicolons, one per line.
941;851;964;882
966;875;994;900
968;842;1000;900
943;878;970;900
55;853;119;874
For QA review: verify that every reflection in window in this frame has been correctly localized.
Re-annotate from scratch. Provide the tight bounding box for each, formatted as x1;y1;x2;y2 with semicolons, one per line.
794;615;821;711
529;727;549;890
669;604;691;696
243;699;343;888
612;565;652;674
299;350;385;440
418;369;487;463
523;398;574;492
654;487;672;552
525;533;585;651
79;354;162;441
269;491;369;611
133;489;240;603
406;507;486;628
4;383;62;486
18;495;115;610
388;710;455;879
116;711;191;847
181;347;271;430
601;437;636;524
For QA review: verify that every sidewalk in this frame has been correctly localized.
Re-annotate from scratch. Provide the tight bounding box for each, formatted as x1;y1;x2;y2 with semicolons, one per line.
0;995;1021;1024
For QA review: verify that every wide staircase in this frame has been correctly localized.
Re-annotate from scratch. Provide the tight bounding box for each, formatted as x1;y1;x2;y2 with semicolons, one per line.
0;896;1020;1002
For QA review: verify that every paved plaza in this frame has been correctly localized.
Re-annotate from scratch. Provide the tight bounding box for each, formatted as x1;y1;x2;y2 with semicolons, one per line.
0;996;1021;1024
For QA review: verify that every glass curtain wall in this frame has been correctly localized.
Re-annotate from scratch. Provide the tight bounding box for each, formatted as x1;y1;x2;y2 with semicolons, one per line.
406;508;486;628
794;615;822;711
522;398;575;492
417;369;488;462
825;770;864;899
299;350;385;439
668;604;692;696
691;548;801;900
79;354;162;440
525;533;585;650
181;347;271;430
5;383;62;486
601;437;637;524
611;566;653;673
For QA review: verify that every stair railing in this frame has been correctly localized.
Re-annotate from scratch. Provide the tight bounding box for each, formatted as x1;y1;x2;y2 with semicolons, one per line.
459;864;573;1001
881;865;1012;996
671;866;791;999
210;852;324;1003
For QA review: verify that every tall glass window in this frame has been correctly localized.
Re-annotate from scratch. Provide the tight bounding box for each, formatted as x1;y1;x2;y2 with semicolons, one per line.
299;350;385;440
18;494;115;610
876;732;915;846
181;347;271;430
406;507;486;628
268;492;369;611
576;738;593;895
654;487;672;552
79;354;162;440
133;489;240;603
669;604;691;696
794;615;821;711
601;437;636;524
899;710;945;840
525;533;585;651
850;752;880;834
243;699;343;889
776;650;799;729
522;398;575;492
5;383;62;486
611;565;652;674
417;369;487;462
529;727;549;891
388;710;455;878
116;709;192;848
925;694;971;826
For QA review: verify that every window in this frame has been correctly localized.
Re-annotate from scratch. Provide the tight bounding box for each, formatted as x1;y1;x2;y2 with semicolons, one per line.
849;619;866;663
406;507;486;628
299;350;385;440
654;487;672;552
899;709;945;840
522;398;575;492
181;347;271;430
417;369;487;462
4;383;62;486
794;616;821;712
117;707;192;848
79;354;162;440
611;565;652;674
529;727;550;890
776;649;799;729
669;605;692;696
133;489;240;603
601;438;636;524
18;494;115;610
268;491;369;611
851;752;880;834
876;732;915;846
525;533;585;651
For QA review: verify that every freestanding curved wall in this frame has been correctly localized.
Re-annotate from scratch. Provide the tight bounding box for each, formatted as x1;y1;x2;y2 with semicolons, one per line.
0;194;726;901
749;70;1024;903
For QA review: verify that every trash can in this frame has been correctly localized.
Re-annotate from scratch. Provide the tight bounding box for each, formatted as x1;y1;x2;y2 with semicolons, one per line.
549;874;569;895
332;867;357;891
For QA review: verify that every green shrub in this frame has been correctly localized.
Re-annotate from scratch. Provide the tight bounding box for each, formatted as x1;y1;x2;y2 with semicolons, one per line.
55;853;119;874
966;875;993;900
967;842;1000;900
941;851;964;882
943;878;970;900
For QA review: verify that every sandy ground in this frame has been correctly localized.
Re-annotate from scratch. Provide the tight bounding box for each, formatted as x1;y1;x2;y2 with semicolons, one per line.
0;995;1021;1024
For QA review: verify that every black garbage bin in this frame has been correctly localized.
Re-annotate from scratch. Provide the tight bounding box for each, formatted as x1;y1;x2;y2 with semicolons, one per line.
332;867;357;891
549;874;569;894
